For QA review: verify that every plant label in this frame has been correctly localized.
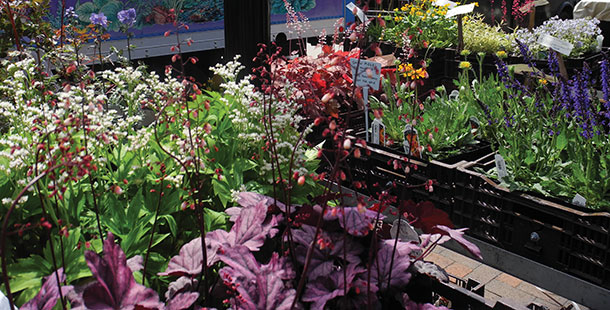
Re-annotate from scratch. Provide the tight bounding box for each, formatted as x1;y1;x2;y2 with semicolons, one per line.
519;0;549;13
445;3;475;18
371;118;386;145
537;34;573;56
572;194;587;207
494;154;508;181
346;2;367;24
433;0;457;8
350;58;382;91
403;124;421;158
390;219;420;244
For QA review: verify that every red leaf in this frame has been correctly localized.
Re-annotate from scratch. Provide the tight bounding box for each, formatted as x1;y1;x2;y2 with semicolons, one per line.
399;201;453;234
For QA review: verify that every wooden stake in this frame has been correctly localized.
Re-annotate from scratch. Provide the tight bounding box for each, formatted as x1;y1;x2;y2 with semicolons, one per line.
457;15;464;52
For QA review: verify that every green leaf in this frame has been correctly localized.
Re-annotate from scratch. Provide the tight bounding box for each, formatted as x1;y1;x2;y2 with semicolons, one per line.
556;132;568;151
162;214;177;237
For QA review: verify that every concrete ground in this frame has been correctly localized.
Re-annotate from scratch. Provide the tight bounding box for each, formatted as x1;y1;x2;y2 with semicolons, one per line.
427;245;590;310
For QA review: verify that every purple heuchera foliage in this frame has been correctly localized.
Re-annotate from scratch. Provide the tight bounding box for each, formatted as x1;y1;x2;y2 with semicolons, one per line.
158;236;219;277
82;232;164;310
166;292;199;310
302;264;369;310
323;206;382;236
218;245;297;310
371;240;416;291
126;255;143;273
21;268;73;310
433;225;482;260
291;224;364;281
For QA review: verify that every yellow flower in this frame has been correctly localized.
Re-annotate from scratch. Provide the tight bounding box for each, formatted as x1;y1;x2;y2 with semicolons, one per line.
539;78;548;85
495;50;507;58
459;61;472;69
474;2;479;6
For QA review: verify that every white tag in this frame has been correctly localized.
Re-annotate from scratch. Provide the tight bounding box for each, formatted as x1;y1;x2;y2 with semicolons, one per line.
596;35;604;52
390;219;420;243
494;154;508;181
346;2;367;24
572;194;587;207
519;0;549;13
371;118;386;145
433;0;457;8
445;3;475;18
350;58;382;90
537;34;574;56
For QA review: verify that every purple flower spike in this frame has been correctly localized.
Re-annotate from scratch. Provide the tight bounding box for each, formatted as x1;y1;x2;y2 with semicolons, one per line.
117;8;136;27
90;12;108;28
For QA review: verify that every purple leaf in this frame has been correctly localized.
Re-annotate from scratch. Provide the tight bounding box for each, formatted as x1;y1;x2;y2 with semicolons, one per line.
82;232;163;310
236;192;286;212
165;276;197;300
433;225;482;260
218;246;297;310
371;240;413;291
126;255;143;273
159;233;226;277
227;199;278;251
166;291;199;310
21;268;73;310
302;264;366;310
324;206;382;236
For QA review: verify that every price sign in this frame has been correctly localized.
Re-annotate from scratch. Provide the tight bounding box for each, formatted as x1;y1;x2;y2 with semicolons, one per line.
350;58;382;91
538;34;574;56
346;2;367;24
433;0;458;8
445;3;475;18
371;118;386;145
494;154;508;181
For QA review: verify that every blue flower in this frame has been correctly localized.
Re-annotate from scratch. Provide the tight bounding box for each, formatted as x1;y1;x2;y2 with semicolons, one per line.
90;12;108;28
65;6;78;19
117;8;136;27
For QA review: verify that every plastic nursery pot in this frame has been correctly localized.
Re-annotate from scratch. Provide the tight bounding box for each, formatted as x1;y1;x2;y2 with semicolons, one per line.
452;152;610;289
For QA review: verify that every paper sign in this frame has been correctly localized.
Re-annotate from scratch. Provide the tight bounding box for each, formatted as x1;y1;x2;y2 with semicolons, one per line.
346;2;367;24
433;0;458;8
572;194;587;207
403;124;420;157
445;3;475;18
519;0;549;13
371;118;386;145
350;58;382;91
537;34;574;56
494;154;508;180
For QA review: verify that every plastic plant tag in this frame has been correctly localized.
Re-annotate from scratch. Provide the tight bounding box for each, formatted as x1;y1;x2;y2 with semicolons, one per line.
403;124;421;158
448;89;460;100
572;194;587;207
433;0;457;8
494;154;508;181
350;58;382;90
371;118;386;145
597;35;604;52
537;34;574;56
445;3;475;18
346;2;367;24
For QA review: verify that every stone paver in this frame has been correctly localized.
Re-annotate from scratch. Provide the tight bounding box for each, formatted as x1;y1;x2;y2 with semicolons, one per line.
465;264;502;286
496;273;523;288
485;280;537;305
516;281;568;306
425;252;454;268
444;262;473;278
443;250;481;270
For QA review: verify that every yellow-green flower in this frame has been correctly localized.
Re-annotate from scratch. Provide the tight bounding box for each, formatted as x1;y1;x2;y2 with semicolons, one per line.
460;49;471;57
495;50;507;59
538;78;548;85
459;61;472;69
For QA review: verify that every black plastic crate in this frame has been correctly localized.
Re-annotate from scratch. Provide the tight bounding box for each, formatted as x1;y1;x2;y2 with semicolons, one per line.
452;152;610;289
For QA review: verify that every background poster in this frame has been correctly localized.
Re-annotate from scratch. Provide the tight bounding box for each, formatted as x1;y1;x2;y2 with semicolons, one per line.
49;0;344;40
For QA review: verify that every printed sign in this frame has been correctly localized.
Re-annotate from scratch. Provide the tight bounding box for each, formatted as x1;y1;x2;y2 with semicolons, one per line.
572;194;587;207
371;118;386;145
346;2;367;23
445;3;475;18
350;58;382;91
537;34;574;56
403;124;421;158
433;0;458;8
494;154;508;181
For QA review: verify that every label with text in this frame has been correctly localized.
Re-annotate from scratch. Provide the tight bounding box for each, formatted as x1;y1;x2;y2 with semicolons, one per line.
346;2;367;24
445;3;475;18
371;118;386;145
537;34;574;56
494;154;508;180
572;194;587;207
350;58;382;90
